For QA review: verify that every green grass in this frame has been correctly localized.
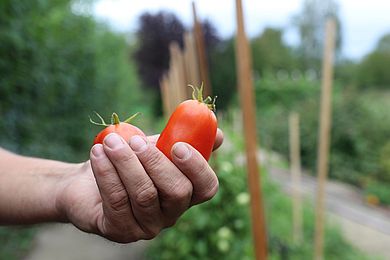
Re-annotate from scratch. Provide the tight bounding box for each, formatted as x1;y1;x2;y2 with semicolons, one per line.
0;226;37;260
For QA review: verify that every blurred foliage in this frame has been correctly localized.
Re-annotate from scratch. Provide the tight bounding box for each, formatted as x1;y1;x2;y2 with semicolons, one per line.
147;122;368;259
358;33;390;89
133;11;185;91
0;0;145;162
133;12;221;115
251;28;295;76
209;38;237;110
291;0;342;72
365;181;390;206
254;75;390;195
334;59;358;85
379;141;390;182
0;226;37;260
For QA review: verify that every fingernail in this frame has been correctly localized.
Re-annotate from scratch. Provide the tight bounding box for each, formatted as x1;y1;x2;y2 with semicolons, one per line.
130;135;147;152
104;133;124;148
91;144;103;157
173;143;190;160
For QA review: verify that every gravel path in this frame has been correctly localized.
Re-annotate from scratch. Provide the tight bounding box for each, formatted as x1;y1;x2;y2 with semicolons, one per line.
24;224;149;260
268;165;390;259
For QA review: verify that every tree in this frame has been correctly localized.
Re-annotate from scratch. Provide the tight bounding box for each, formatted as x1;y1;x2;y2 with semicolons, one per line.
133;12;185;91
0;0;142;160
251;27;294;75
133;12;222;114
209;38;236;110
377;34;390;53
358;33;390;89
292;0;342;71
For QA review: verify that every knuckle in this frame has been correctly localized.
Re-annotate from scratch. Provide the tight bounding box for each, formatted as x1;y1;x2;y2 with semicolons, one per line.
101;218;144;244
104;231;140;244
169;181;193;202
94;160;114;177
142;148;165;171
140;226;161;240
110;147;136;164
195;177;219;203
202;179;219;201
197;161;210;177
108;183;129;212
164;218;178;228
134;181;158;208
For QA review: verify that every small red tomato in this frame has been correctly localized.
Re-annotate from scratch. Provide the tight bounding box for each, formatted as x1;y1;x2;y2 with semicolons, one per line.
157;85;218;161
91;112;145;145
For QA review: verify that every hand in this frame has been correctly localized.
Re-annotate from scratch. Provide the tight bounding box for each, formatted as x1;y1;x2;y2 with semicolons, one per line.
57;129;223;243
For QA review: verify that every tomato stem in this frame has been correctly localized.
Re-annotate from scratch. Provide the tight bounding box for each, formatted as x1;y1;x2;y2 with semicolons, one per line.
111;113;120;125
188;83;217;112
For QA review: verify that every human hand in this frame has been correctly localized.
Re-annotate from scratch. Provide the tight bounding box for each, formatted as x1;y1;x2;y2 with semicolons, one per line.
57;129;223;243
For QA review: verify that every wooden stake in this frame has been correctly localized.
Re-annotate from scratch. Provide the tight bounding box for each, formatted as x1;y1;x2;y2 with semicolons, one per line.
314;18;337;260
174;43;188;101
159;74;171;118
235;0;267;259
289;112;303;244
184;32;201;97
192;1;212;97
168;42;186;107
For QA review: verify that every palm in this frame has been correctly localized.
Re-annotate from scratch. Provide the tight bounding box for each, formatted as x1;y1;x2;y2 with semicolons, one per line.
61;161;103;233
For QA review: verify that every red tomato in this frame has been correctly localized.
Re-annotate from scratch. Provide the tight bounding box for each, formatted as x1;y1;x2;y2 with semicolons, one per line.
91;112;145;145
156;85;217;161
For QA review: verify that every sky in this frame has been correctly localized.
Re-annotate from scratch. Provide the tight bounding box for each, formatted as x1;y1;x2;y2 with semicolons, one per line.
92;0;390;60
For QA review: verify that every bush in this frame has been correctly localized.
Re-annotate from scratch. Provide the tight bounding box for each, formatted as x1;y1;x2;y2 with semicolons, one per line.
379;141;390;182
365;181;390;205
0;0;145;161
0;226;37;260
254;75;390;189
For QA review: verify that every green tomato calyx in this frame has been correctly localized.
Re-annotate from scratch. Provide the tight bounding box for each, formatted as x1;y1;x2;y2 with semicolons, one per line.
188;82;217;112
90;111;140;127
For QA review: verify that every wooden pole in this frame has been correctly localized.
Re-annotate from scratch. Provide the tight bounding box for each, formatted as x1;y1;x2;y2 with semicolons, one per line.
192;1;212;97
289;112;303;244
235;0;267;259
314;18;337;260
160;74;171;118
173;42;188;101
184;32;201;97
168;42;185;107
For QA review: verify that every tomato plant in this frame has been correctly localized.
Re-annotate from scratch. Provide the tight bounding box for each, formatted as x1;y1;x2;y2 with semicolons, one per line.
157;84;218;161
90;112;145;145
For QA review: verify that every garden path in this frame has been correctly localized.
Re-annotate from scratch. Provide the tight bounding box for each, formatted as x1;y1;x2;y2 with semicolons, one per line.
24;224;149;260
268;164;390;259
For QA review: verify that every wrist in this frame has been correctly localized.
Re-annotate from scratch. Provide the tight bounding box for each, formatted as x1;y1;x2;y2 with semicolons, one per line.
54;161;87;223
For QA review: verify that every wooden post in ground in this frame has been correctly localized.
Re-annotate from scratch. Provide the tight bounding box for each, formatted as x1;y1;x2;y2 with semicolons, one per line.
184;32;201;97
314;18;337;260
168;42;187;107
192;1;212;97
235;0;267;259
289;112;303;244
159;74;171;118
